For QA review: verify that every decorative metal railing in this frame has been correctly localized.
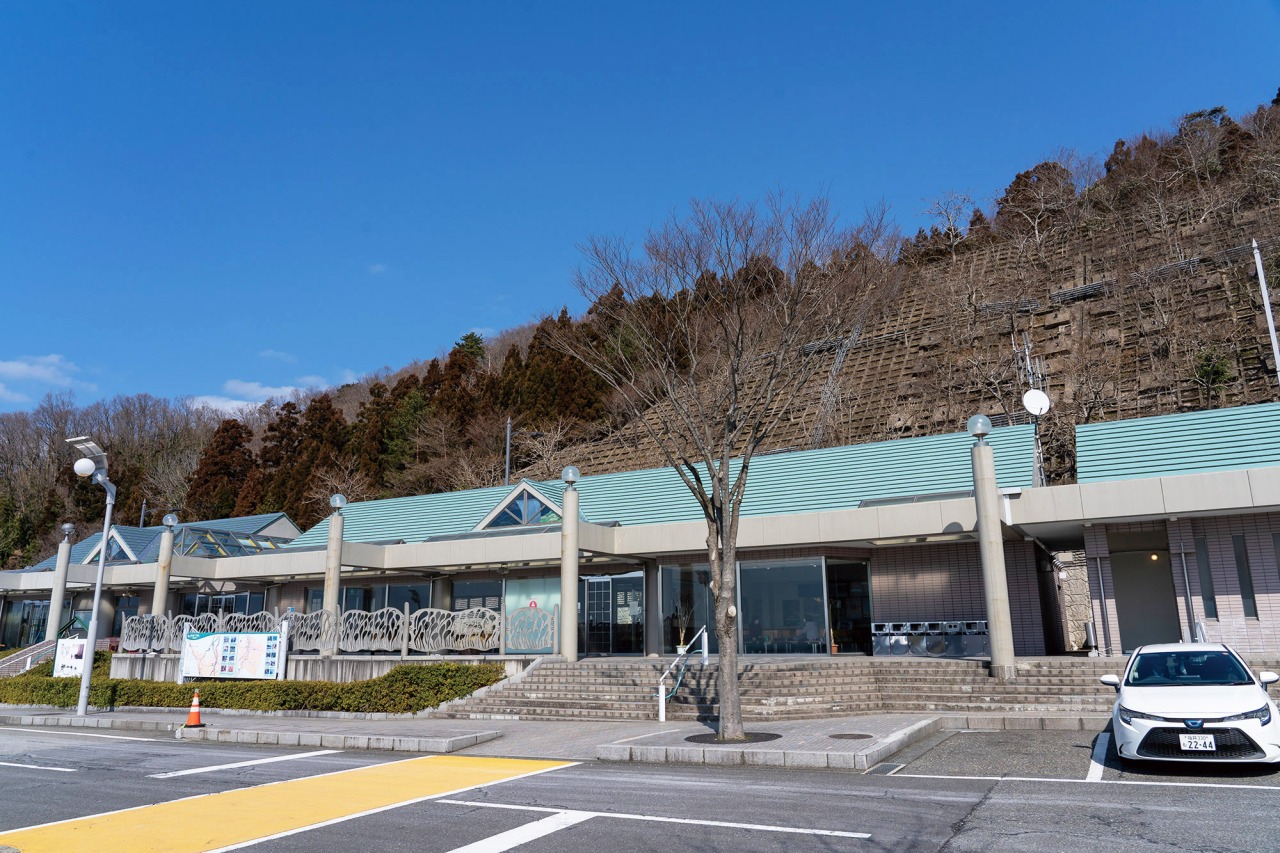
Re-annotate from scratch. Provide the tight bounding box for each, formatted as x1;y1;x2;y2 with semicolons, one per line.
119;603;557;656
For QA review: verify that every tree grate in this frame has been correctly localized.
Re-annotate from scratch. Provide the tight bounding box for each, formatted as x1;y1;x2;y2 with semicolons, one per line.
685;732;782;744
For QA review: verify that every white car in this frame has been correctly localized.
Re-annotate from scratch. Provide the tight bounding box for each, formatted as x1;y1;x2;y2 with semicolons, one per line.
1100;643;1280;763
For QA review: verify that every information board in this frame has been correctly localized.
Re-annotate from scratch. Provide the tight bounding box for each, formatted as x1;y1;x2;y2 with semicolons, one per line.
179;628;287;680
52;638;87;678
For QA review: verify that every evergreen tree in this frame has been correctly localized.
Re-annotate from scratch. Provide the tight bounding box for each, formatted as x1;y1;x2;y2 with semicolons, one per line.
185;419;256;520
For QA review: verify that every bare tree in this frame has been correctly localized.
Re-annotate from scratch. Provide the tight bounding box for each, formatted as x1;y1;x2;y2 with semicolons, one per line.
923;190;973;259
304;455;379;515
551;193;894;740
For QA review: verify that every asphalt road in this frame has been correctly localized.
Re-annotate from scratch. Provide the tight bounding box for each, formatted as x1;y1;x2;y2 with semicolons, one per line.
1;726;1279;852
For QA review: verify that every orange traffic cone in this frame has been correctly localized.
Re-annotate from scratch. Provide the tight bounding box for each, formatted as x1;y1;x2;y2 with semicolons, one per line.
184;689;204;728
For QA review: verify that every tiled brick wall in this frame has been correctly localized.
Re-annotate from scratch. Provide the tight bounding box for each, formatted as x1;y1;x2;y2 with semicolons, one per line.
869;540;1046;656
1173;513;1280;655
1088;514;1280;656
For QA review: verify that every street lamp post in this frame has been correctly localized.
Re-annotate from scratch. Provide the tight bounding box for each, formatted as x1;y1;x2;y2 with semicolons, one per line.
66;436;117;716
966;416;1017;682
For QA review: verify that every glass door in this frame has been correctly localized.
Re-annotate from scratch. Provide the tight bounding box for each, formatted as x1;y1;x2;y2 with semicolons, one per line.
826;560;872;655
582;577;613;655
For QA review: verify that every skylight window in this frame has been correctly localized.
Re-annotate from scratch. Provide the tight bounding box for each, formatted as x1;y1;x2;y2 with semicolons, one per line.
485;490;563;529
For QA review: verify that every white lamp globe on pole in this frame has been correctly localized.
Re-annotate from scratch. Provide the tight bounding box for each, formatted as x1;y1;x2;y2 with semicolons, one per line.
66;436;116;717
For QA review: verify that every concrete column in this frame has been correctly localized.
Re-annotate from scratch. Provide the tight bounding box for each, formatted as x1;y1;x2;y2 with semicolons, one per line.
321;509;345;657
45;526;75;643
643;560;661;656
972;437;1017;681
150;524;175;618
559;467;580;662
431;577;452;612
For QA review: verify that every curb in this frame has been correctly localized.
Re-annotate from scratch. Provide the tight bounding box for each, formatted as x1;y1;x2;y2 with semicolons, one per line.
595;713;1111;771
175;727;503;753
596;717;944;771
0;712;502;754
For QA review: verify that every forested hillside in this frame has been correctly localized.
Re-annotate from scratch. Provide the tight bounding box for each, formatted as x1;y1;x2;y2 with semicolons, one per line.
4;93;1280;569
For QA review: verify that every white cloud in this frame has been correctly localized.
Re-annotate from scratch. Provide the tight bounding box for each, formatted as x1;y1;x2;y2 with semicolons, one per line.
0;354;78;386
258;349;297;363
339;369;360;385
190;395;256;414
0;382;28;403
223;379;302;401
368;263;387;275
294;375;328;388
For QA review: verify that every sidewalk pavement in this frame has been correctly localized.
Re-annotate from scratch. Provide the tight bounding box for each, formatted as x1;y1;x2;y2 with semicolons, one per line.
0;706;1110;771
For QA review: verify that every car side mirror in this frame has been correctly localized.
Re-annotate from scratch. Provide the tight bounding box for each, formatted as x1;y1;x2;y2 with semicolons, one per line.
1099;674;1120;692
1260;671;1279;687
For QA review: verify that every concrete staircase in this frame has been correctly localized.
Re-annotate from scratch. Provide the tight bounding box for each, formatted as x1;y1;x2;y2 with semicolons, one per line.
437;655;1280;722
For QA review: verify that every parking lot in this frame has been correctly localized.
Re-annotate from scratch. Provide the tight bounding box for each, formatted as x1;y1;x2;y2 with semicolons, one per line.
880;727;1280;788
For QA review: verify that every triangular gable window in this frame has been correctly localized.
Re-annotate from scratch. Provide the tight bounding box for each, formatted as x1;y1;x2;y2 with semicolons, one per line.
484;489;563;529
83;529;137;564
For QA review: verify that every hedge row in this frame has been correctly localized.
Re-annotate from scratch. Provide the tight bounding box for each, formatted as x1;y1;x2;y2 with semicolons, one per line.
0;653;504;714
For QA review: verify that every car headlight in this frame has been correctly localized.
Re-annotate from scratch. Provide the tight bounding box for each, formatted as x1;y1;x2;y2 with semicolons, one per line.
1222;705;1272;725
1118;706;1166;725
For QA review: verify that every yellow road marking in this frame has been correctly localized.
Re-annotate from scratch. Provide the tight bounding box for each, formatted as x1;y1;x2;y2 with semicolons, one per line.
0;755;573;853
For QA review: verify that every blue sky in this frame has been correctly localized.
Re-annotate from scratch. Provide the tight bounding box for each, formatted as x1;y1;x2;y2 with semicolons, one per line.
3;1;1278;413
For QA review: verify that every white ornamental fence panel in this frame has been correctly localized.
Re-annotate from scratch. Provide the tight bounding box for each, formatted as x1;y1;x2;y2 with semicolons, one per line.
504;605;557;653
288;610;337;652
121;605;541;656
339;607;405;653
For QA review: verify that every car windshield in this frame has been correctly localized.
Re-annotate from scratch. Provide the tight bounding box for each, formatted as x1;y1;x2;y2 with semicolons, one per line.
1125;651;1253;687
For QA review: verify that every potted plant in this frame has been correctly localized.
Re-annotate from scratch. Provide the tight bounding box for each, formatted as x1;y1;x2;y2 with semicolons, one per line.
673;593;694;654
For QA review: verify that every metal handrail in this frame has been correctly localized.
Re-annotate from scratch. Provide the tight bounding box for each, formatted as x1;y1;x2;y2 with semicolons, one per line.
657;625;709;722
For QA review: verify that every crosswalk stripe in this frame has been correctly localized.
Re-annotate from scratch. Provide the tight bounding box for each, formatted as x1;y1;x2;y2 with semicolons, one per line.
147;748;342;778
444;811;595;852
0;755;574;853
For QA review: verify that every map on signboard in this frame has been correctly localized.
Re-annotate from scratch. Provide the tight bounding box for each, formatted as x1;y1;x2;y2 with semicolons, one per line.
180;630;286;680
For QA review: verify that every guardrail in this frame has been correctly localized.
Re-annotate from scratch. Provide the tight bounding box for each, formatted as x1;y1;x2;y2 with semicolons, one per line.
658;624;708;722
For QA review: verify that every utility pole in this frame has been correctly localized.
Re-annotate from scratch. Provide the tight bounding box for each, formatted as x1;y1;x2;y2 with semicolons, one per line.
1253;239;1280;384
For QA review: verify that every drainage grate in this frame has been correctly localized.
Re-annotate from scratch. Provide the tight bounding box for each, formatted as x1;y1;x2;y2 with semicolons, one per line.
829;733;873;740
685;732;782;744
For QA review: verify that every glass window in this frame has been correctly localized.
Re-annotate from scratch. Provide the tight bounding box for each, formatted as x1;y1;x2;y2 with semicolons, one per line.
1194;537;1218;619
660;564;717;654
387;583;432;612
740;559;827;654
305;588;323;613
452;580;502;611
485;490;562;528
342;587;372;613
1233;535;1258;618
113;596;140;636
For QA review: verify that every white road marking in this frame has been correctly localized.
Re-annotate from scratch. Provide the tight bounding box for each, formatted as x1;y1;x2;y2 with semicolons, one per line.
206;762;579;853
4;757;579;846
445;810;595;852
895;773;1280;791
1086;733;1110;782
0;725;152;741
609;729;681;744
148;749;342;778
438;799;873;839
0;760;75;773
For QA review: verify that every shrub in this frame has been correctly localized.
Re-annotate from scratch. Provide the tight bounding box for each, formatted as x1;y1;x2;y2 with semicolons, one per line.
0;658;504;714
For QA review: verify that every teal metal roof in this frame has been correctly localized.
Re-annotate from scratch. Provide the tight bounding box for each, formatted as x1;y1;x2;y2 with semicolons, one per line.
1076;402;1280;483
291;425;1035;546
291;483;518;548
23;512;299;571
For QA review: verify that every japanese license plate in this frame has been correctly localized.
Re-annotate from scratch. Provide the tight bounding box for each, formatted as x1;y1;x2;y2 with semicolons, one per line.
1179;733;1216;751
